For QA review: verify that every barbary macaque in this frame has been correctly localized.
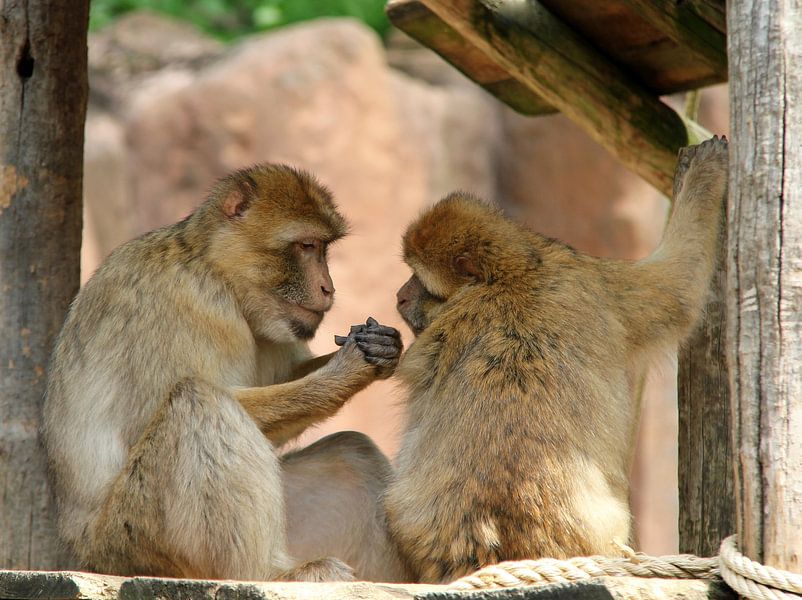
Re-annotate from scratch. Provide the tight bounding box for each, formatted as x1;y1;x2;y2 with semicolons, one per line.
43;164;403;581
384;137;729;582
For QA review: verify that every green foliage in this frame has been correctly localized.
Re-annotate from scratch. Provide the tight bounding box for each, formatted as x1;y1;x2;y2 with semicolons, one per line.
89;0;391;40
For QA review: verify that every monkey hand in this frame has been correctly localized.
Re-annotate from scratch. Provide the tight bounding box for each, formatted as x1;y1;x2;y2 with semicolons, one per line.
334;317;403;380
673;135;728;200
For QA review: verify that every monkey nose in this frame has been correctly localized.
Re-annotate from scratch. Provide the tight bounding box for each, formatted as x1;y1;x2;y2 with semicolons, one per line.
321;284;334;297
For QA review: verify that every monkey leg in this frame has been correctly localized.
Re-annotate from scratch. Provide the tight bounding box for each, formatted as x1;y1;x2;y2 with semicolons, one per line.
283;431;413;582
84;379;352;582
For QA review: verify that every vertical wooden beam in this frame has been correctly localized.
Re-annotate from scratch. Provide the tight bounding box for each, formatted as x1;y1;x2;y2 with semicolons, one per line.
728;0;802;572
678;208;734;556
0;0;88;568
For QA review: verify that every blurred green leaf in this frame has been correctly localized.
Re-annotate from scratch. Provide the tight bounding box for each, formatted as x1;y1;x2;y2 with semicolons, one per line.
89;0;391;40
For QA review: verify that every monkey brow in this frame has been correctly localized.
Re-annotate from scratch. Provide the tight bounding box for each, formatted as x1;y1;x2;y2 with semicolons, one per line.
324;231;346;244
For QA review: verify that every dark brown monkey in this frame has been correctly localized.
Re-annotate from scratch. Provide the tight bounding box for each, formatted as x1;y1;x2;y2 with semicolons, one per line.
384;137;728;582
43;164;402;581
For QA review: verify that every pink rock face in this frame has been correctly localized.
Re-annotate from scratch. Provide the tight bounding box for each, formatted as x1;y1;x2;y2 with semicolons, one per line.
83;13;729;555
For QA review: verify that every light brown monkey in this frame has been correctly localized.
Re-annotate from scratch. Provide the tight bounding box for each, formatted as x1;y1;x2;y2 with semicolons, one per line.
282;430;411;582
43;164;404;581
384;137;729;583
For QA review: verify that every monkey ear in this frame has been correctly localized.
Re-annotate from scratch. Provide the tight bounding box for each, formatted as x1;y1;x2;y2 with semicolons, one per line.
222;177;257;219
454;254;481;279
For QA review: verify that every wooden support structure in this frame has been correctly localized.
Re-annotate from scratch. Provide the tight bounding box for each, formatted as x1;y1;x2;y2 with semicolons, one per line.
389;0;713;197
0;0;89;569
606;0;726;75
536;0;725;92
728;0;802;573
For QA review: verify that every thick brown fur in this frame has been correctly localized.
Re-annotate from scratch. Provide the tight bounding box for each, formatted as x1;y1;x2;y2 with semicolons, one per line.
43;164;403;581
385;137;729;583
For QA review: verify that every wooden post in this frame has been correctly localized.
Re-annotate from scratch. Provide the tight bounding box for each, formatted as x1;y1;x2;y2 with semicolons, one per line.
728;0;802;572
0;0;89;568
678;209;734;556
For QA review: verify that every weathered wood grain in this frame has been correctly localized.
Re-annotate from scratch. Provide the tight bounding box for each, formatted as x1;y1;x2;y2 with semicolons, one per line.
0;0;89;569
678;205;734;556
727;0;802;573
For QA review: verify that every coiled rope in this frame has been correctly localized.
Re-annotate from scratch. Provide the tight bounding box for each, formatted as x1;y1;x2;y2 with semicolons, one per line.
448;534;802;600
719;536;802;600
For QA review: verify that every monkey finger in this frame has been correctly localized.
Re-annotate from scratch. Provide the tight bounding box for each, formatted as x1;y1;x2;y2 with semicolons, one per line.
365;321;400;335
349;324;366;335
357;341;402;356
366;316;379;327
334;335;349;346
360;325;402;339
354;333;401;347
356;342;400;359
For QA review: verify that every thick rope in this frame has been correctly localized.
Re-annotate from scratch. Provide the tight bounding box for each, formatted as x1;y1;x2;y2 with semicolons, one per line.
719;535;802;600
448;551;718;591
447;535;802;600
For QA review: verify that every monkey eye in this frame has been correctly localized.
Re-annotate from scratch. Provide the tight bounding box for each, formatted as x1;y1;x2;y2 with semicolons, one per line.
298;240;319;251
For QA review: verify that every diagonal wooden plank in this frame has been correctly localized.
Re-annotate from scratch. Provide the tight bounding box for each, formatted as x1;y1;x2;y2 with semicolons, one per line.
386;0;555;115
417;0;710;195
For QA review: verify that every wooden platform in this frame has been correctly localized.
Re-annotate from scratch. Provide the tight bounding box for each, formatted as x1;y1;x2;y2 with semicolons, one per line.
386;0;726;195
0;569;736;600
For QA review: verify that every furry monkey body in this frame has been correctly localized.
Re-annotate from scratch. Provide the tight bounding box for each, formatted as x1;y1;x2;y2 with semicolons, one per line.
44;165;402;581
385;138;729;582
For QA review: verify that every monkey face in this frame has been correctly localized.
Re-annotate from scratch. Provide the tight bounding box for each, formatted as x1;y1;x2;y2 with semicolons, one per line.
396;274;445;336
274;239;335;340
206;164;347;343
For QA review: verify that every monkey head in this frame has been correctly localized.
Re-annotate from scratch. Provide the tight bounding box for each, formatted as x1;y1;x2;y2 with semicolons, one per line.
205;164;348;342
398;193;533;336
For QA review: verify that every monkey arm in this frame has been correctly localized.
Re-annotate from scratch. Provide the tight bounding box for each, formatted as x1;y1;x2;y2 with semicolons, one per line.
236;350;373;446
603;137;727;350
290;351;337;380
245;322;401;445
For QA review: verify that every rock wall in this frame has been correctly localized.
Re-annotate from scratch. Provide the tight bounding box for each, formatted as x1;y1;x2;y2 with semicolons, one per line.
82;12;729;554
